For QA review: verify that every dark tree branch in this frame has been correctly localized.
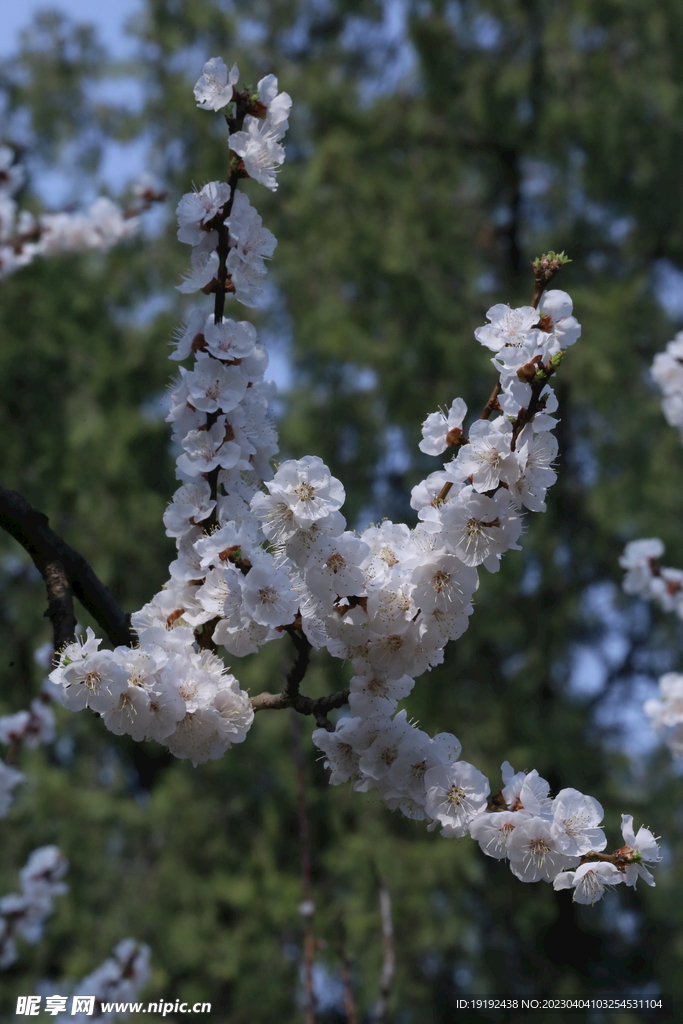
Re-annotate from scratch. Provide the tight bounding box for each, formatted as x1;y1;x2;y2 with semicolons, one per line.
43;560;77;663
0;486;136;650
251;672;350;729
284;626;313;701
251;627;348;728
213;169;240;326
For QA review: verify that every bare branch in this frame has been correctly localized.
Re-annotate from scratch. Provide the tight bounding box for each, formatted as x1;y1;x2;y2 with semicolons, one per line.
0;486;136;650
373;874;396;1024
251;685;349;725
480;382;502;421
337;913;357;1024
284;627;312;701
250;629;348;728
292;712;316;1024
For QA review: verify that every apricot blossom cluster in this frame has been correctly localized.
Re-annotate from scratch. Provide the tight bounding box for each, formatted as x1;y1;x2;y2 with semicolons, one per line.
46;58;658;904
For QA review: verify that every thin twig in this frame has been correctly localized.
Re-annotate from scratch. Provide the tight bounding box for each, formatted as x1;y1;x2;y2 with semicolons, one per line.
480;381;502;421
292;712;316;1024
213;170;239;326
337;912;357;1024
509;362;557;450
0;486;135;649
433;252;569;504
199;89;261;527
373;874;395;1023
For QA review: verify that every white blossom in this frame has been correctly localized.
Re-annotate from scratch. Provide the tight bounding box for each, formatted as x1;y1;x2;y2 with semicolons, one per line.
357;710;416;782
228;116;286;191
177;250;220;294
455;420;520;492
163;479;216;538
61;652;128;714
204;315;257;361
507;816;574;883
620;814;662;887
437;486;522;571
410;552;477;615
194;57;239;111
469;810;529;860
474;304;540;353
537;289;582;351
501;765;551;817
176;419;241;477
553;862;623;904
259;456;345;528
419;398;467;456
305;533;370;611
102;684;153;742
347;673;414;719
177;181;232;244
227;191;277;266
312;717;363;785
551;788;607;856
257;74;292;126
213;614;270;656
185;354;247;414
227;246;268;305
620;537;664;597
241;563;299;627
387;730;461;804
424;761;490;837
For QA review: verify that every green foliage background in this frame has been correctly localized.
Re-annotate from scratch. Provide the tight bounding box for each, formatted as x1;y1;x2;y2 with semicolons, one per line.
2;1;683;1020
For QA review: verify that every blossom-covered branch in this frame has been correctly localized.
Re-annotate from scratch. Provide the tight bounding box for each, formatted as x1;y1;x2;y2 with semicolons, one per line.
620;332;683;754
0;145;166;279
0;641;56;821
0;641;60;947
40;939;151;1022
43;56;660;905
0;846;67;969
